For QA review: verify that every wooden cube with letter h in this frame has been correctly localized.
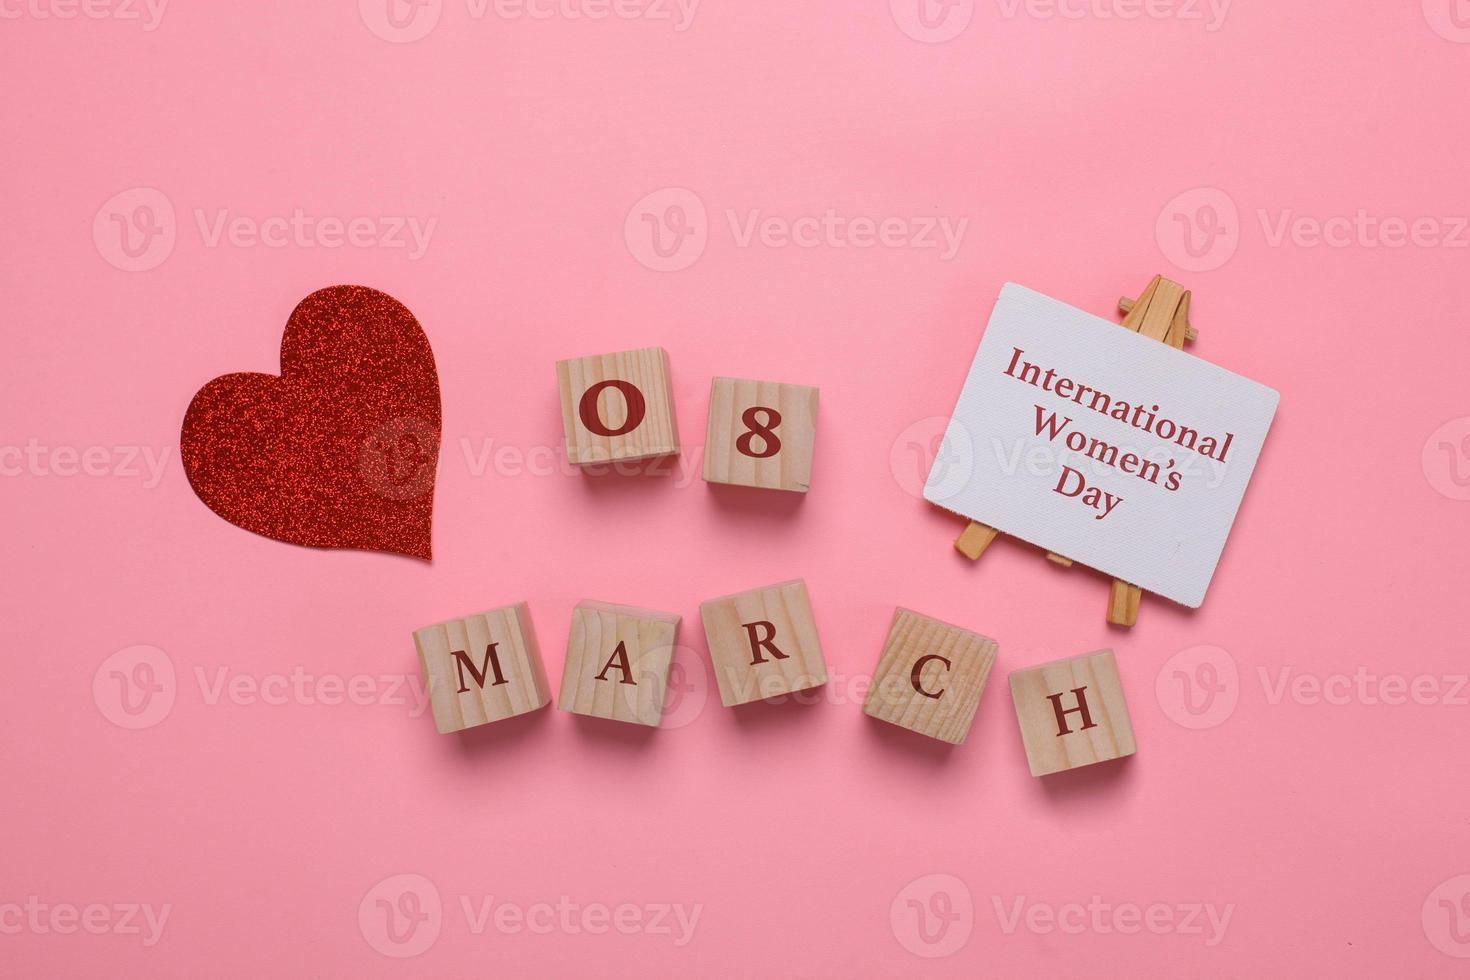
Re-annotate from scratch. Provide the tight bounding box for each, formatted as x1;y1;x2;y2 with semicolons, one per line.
700;579;827;707
1008;649;1136;776
703;377;818;492
414;603;552;734
863;608;997;744
559;600;681;727
557;347;680;465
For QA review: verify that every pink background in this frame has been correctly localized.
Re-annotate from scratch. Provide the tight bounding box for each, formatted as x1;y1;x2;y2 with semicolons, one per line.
5;1;1470;976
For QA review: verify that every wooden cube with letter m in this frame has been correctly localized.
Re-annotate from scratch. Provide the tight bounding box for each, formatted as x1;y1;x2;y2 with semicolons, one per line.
414;603;552;734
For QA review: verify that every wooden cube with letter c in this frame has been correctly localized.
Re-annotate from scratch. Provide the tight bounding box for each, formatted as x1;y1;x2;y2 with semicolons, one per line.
557;347;680;465
700;579;828;707
1008;649;1137;776
413;603;552;734
558;600;682;727
862;608;997;745
703;377;818;492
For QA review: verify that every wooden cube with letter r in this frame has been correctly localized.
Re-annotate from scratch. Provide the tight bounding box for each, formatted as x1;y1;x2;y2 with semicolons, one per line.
703;377;818;492
413;603;552;734
1008;649;1136;776
559;600;682;727
700;579;828;706
863;608;997;745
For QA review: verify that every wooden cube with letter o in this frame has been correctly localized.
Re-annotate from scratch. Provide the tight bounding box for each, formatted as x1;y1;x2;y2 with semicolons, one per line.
557;347;680;465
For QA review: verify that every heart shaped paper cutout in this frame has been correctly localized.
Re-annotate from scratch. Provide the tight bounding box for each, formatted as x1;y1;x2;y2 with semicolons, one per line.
181;285;441;560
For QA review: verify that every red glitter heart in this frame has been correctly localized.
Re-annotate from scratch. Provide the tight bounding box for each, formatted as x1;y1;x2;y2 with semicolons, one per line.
181;285;441;560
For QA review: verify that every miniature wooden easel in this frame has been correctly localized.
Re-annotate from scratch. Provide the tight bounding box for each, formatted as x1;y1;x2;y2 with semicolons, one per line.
953;275;1199;627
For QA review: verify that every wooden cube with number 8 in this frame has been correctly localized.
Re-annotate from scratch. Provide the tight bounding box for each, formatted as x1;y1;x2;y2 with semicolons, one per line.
703;377;819;492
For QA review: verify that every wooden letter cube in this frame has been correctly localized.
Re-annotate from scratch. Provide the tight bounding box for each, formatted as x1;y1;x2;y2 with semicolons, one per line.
1008;649;1137;776
558;600;681;727
699;579;827;707
862;608;997;745
414;603;552;734
702;377;818;492
557;347;680;465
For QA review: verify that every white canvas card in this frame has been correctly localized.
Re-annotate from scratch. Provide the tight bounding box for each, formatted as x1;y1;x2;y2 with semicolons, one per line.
925;283;1279;608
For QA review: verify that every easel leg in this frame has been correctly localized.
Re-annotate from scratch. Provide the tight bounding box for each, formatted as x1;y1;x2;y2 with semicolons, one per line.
955;522;999;560
1107;580;1142;627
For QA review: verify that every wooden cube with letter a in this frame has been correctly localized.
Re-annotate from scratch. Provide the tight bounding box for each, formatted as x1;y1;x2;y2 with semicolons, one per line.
557;347;680;465
1008;649;1136;776
413;603;552;734
558;600;681;727
700;579;827;707
862;608;997;745
703;377;818;492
